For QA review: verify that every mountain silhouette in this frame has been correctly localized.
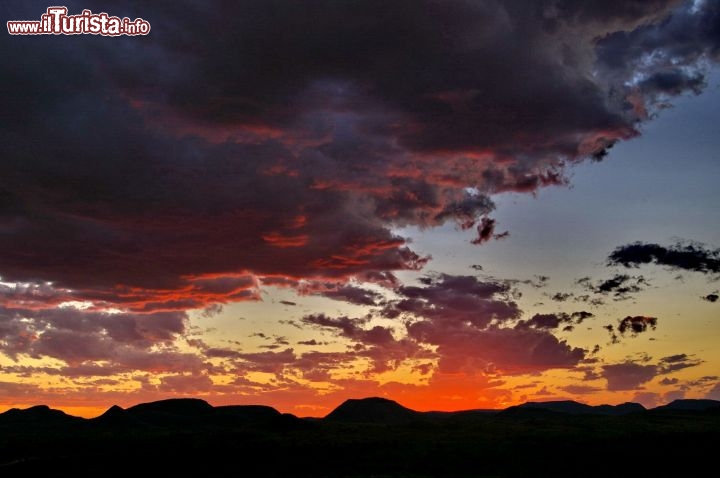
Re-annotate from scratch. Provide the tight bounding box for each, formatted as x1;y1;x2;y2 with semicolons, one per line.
86;399;297;432
89;404;147;428
506;400;645;416
119;398;215;427
653;399;720;411
325;397;419;423
0;404;83;428
0;396;718;476
126;397;214;415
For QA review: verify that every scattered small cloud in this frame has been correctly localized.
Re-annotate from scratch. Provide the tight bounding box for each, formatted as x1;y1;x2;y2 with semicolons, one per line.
658;353;703;374
578;274;649;300
200;303;224;318
618;316;658;336
297;339;328;346
550;292;573;302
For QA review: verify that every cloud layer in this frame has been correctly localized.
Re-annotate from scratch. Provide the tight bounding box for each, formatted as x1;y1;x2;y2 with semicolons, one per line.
2;1;718;305
1;0;719;413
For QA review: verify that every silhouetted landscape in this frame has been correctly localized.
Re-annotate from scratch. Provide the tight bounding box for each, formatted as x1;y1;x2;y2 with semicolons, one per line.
1;397;718;476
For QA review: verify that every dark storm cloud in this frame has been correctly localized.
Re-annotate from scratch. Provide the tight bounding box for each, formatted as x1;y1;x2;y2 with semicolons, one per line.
702;293;719;303
608;242;720;275
547;0;682;26
1;0;718;313
638;69;706;96
595;0;720;102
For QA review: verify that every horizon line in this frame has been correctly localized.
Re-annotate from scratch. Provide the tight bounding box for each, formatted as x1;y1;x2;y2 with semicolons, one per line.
3;395;716;420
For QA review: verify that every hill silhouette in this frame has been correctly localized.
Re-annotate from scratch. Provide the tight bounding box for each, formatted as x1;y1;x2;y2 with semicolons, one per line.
0;405;83;428
0;397;718;476
325;397;420;423
86;398;297;431
505;400;645;415
89;404;146;429
126;397;214;415
121;397;214;427
652;398;720;411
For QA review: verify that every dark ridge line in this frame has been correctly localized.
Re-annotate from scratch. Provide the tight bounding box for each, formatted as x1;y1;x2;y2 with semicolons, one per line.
2;396;718;422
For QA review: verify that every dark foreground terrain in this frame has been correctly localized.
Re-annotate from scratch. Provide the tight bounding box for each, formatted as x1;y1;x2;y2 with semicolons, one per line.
1;397;718;477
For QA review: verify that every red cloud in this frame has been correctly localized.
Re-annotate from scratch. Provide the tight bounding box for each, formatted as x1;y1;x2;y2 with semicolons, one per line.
262;232;310;248
407;322;585;375
297;274;586;376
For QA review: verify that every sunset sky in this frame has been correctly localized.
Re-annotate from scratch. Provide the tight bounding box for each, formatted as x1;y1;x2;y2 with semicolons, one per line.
2;0;719;418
